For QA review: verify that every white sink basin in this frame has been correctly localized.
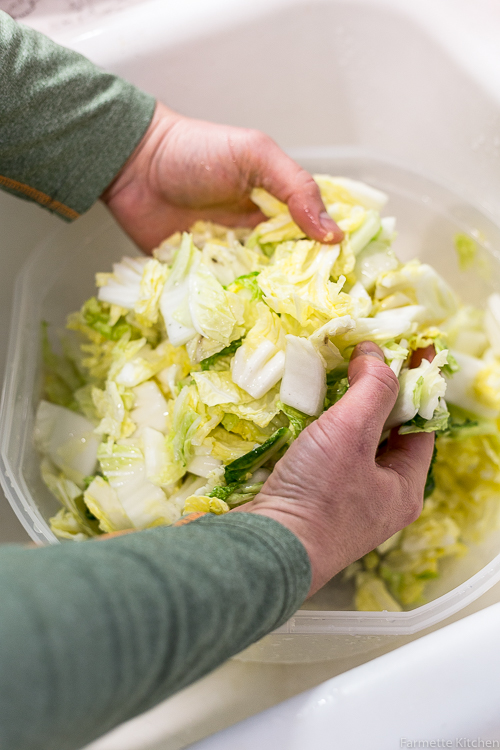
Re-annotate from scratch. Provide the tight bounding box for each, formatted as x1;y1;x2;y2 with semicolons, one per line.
188;601;500;750
20;0;500;226
2;0;500;746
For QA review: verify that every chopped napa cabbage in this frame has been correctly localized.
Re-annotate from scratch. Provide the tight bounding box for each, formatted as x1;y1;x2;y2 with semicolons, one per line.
42;457;99;537
313;175;388;211
324;369;349;409
41;322;86;410
35;172;500;615
256;240;352;327
473;359;500;412
440;305;487;358
358;426;500;609
354;571;402;612
186;453;223;478
92;380;135;440
445;350;500;419
227;272;264;305
308;320;345;370
399;403;450;435
280;335;327;417
150;384;216;485
35;401;100;487
307;315;355;358
382;338;409;377
186;220;251;250
454;233;477;271
84;476;133;533
155;343;191;397
385;349;449;430
97;256;148;309
134;259;169;326
169;474;208;508
354;238;399;292
207;427;257;463
484;293;500;357
375;260;458;323
231;302;285;399
200;339;243;371
250;187;288;217
219;387;281;428
348;210;382;256
73;384;99;422
159;232;198;346
130;381;168;435
348;281;373;318
340;306;426;347
189;258;243;345
183;495;229;516
50;508;91;541
193;370;254;407
97;441;180;528
223;427;290;485
110;339;178;388
278;401;311;440
142;425;172;485
201;241;259;287
221;413;273;443
247;188;305;249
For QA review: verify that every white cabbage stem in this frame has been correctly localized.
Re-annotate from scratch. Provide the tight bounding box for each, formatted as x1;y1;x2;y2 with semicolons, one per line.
280;335;327;417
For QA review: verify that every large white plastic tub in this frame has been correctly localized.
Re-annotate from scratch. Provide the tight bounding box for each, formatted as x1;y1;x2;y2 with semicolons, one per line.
2;0;500;668
3;150;500;665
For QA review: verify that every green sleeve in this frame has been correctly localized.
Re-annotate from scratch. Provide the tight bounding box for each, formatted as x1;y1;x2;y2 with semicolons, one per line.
0;11;155;220
0;512;311;750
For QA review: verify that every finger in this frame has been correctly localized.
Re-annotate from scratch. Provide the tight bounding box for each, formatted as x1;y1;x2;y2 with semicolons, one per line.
252;135;344;244
377;429;435;495
410;344;435;368
326;341;400;449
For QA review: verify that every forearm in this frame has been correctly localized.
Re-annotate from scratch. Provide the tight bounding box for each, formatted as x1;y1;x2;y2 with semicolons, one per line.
0;11;155;220
0;513;310;750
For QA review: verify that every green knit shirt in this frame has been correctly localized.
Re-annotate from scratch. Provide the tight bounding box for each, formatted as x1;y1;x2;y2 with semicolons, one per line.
0;11;312;750
0;11;154;219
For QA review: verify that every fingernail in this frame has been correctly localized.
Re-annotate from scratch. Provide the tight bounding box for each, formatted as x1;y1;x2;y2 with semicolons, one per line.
319;210;334;229
319;211;335;241
320;211;342;243
354;342;385;361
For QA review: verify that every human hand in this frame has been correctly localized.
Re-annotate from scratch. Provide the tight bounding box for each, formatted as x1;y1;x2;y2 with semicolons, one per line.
237;342;435;596
101;103;343;252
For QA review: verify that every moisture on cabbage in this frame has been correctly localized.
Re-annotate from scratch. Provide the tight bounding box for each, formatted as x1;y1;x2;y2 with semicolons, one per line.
35;175;500;611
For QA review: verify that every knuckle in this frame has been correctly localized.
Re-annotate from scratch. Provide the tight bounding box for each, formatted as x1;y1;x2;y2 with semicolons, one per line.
315;410;370;462
248;129;273;151
397;473;423;526
289;172;322;205
373;471;423;535
295;170;317;192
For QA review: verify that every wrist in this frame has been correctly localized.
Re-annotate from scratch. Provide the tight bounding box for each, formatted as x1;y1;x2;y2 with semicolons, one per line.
232;497;336;596
100;102;181;217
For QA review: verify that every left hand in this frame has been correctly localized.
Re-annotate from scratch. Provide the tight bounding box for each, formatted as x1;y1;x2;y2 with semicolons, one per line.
101;102;343;252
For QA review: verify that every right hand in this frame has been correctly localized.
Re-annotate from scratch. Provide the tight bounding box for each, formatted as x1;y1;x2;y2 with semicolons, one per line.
237;341;435;595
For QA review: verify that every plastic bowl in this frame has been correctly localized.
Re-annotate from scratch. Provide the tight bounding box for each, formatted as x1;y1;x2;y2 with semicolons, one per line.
2;150;500;662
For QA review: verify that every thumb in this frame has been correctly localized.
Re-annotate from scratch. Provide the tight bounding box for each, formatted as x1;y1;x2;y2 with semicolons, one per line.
328;342;400;451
